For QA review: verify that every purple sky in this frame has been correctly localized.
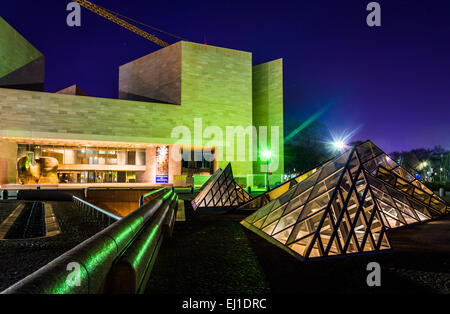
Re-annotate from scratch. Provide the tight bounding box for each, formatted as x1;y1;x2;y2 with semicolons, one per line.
2;0;449;153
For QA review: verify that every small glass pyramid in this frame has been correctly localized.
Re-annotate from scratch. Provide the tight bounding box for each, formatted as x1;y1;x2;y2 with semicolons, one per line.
191;163;252;210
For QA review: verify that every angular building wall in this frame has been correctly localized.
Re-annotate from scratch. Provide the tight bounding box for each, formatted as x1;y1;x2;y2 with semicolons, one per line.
0;41;255;179
119;42;182;104
56;84;88;96
252;59;284;178
181;42;253;176
0;17;44;91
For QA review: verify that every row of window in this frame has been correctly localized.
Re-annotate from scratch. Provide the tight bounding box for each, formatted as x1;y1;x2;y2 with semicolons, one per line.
17;144;146;166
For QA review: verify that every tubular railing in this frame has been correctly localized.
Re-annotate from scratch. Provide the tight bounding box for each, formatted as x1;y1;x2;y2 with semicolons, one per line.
72;196;121;225
139;187;168;207
2;187;178;294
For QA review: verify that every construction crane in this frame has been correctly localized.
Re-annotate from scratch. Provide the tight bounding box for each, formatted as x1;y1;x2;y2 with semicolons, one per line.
73;0;171;47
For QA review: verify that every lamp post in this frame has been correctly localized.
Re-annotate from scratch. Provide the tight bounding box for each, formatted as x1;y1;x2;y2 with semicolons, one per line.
262;150;272;192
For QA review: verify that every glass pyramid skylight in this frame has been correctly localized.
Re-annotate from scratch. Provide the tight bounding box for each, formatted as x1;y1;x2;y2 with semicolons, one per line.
191;163;252;210
241;141;448;260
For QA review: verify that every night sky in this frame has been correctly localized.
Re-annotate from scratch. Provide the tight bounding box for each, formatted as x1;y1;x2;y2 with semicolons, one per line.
2;0;449;153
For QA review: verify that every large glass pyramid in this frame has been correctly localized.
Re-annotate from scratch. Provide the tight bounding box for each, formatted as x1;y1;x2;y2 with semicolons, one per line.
241;141;448;260
238;168;318;210
191;163;252;210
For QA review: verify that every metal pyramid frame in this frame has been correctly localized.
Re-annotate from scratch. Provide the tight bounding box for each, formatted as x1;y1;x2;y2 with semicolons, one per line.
191;163;252;210
241;141;448;261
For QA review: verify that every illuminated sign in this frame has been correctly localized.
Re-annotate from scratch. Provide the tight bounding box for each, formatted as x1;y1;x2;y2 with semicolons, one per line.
156;145;169;184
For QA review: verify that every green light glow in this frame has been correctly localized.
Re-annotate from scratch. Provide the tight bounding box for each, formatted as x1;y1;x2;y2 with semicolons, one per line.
132;225;159;270
143;187;167;198
284;105;330;143
261;150;272;160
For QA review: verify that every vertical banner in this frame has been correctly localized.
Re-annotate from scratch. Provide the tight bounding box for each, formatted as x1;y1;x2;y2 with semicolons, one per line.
156;145;169;183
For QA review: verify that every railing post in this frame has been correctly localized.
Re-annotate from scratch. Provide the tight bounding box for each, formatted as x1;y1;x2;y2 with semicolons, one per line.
139;195;144;208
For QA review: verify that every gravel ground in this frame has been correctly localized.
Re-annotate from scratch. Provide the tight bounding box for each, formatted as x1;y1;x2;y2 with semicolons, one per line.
146;202;450;294
0;201;110;291
0;201;20;222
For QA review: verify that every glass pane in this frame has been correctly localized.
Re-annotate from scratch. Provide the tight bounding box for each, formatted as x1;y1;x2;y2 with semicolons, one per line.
289;233;314;257
319;216;335;255
430;197;447;213
346;234;359;253
379;232;391;249
356;141;383;163
340;171;352;201
317;150;349;182
408;199;431;219
393;199;419;222
289;209;325;244
376;167;397;186
262;204;287;228
346;190;360;223
395;178;414;195
290;171;321;200
392;166;415;182
353;213;366;247
348;151;360;176
381;208;405;228
283;187;312;216
274;206;304;235
309;168;343;202
262;220;278;236
272;226;294;245
307;238;322;258
355;172;367;199
249;202;275;227
299;191;332;222
414;188;431;204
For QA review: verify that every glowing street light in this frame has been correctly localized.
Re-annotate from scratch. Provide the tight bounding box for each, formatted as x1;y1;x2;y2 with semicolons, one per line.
262;150;272;160
332;140;347;151
328;129;356;153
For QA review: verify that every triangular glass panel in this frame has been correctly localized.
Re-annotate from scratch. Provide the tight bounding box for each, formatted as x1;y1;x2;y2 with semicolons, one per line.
288;233;315;257
272;206;304;235
272;226;294;245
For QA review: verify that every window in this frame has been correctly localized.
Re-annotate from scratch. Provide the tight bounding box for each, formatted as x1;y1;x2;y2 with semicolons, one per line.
127;151;136;165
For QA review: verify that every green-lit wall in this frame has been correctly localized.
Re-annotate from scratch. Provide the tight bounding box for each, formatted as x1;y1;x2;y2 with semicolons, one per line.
0;42;256;177
252;59;285;178
0;25;284;180
0;17;43;79
181;42;253;175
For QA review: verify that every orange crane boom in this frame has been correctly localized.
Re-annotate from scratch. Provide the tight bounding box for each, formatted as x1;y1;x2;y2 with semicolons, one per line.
73;0;169;47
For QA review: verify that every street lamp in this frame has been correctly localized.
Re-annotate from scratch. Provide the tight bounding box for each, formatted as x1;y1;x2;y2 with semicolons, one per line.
332;140;347;151
262;150;272;191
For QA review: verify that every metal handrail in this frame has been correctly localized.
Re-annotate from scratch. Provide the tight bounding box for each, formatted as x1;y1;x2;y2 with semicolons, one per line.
73;196;121;221
2;189;176;294
139;187;168;207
